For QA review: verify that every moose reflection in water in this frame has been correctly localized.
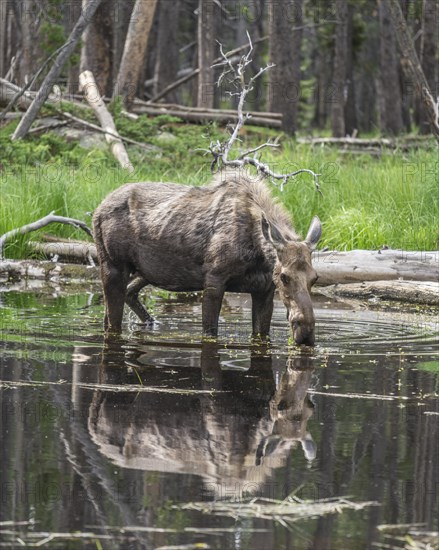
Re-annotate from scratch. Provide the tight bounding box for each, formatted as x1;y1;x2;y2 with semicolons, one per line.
87;344;316;496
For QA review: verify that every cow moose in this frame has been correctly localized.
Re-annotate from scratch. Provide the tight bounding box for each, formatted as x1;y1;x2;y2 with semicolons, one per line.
93;170;321;344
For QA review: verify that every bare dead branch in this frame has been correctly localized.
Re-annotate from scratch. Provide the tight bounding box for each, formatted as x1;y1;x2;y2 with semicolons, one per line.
0;43;66;123
206;33;321;194
0;212;93;260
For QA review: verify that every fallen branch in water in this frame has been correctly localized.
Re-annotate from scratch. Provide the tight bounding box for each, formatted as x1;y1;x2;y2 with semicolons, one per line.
178;496;379;524
203;33;321;193
0;212;93;260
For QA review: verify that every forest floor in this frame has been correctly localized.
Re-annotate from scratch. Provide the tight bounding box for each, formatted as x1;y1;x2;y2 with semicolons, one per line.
1;108;437;259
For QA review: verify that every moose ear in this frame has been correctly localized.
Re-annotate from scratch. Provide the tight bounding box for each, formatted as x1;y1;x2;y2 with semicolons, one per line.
261;214;287;253
305;216;322;250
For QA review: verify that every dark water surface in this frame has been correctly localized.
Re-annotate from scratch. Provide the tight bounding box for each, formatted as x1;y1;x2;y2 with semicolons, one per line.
0;288;438;549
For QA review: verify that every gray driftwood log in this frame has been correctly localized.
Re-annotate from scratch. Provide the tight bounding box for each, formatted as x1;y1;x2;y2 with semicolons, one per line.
1;248;437;306
320;281;439;306
313;249;439;285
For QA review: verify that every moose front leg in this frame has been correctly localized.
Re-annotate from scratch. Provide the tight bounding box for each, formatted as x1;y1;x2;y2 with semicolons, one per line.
202;278;225;337
251;286;275;338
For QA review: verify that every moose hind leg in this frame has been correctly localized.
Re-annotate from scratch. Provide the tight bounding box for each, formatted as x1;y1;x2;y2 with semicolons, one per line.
101;262;129;332
251;287;275;338
126;275;154;324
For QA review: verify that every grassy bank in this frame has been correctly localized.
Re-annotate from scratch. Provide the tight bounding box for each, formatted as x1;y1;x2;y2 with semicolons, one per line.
0;114;437;258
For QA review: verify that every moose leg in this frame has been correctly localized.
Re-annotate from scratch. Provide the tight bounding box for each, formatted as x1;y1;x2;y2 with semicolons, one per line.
251;286;275;337
125;275;154;324
101;261;129;332
202;277;225;336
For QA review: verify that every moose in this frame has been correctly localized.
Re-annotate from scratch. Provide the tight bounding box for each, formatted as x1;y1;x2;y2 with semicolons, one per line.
93;170;322;345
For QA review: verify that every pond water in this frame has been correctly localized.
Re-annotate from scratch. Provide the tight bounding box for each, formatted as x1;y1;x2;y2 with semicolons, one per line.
0;287;438;549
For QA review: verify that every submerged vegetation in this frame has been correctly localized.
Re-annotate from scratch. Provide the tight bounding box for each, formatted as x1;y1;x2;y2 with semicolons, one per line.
0;112;437;258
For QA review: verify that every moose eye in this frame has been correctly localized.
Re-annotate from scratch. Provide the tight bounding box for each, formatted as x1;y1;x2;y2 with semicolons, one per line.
280;273;290;285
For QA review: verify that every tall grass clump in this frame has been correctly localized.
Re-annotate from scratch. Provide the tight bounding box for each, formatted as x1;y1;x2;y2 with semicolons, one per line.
269;142;438;250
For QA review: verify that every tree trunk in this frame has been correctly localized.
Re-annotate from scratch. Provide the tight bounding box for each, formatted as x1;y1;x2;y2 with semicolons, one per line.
153;0;180;103
268;0;303;135
388;0;439;140
113;0;158;107
11;0;104;141
378;0;404;135
65;0;82;96
419;0;438;134
0;0;7;78
356;21;378;134
80;0;114;97
344;3;357;135
113;0;134;74
331;0;348;137
197;0;216;109
18;0;39;86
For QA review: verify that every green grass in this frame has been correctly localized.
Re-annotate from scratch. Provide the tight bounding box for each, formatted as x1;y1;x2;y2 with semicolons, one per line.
0;115;437;258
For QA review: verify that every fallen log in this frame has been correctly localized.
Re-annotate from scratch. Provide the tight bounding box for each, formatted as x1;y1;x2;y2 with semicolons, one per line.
297;136;436;148
0;260;99;284
313;249;439;285
79;70;135;173
131;104;282;128
0;78;34;110
134;100;283;120
0;212;93;260
15;245;439;287
30;241;97;263
320;281;439;306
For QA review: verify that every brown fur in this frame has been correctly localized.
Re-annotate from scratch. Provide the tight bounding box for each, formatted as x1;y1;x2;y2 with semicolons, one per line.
93;170;322;344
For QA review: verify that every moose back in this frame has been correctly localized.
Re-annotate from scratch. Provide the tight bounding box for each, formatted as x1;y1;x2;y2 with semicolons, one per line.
93;171;321;345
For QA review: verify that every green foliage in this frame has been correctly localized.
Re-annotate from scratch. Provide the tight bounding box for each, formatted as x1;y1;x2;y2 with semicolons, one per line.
40;22;66;55
0;116;437;258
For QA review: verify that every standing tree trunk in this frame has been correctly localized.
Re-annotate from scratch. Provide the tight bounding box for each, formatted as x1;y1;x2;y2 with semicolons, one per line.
113;0;135;73
65;0;82;95
113;0;158;107
18;0;39;86
388;0;439;140
153;0;180;103
344;3;357;135
378;0;404;135
80;0;114;97
419;0;438;134
197;0;215;109
331;0;348;137
12;0;104;140
0;0;7;77
268;0;303;135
